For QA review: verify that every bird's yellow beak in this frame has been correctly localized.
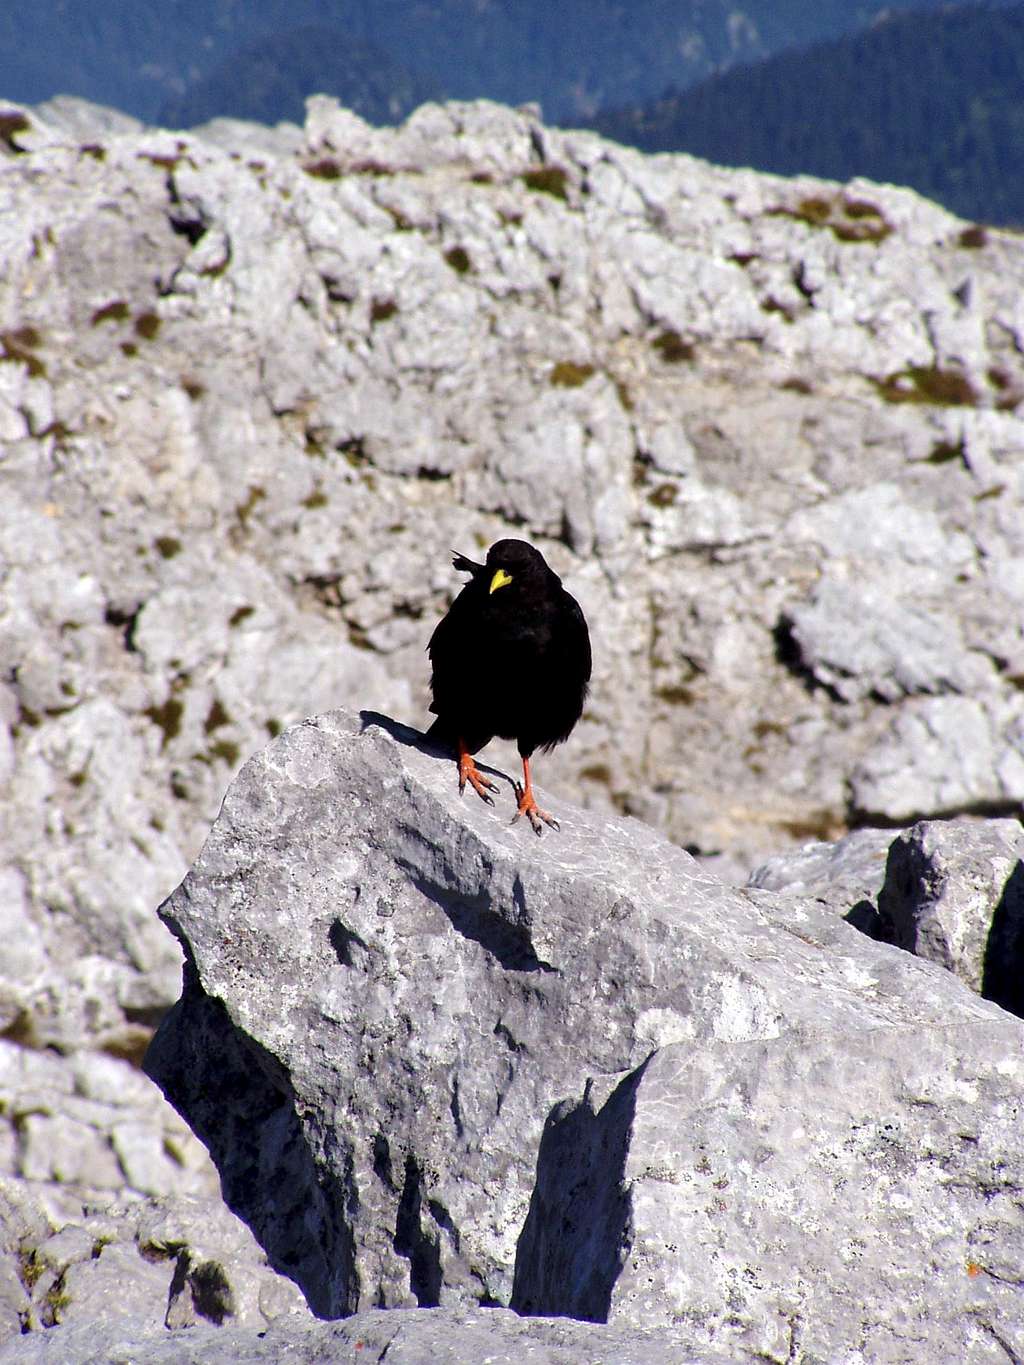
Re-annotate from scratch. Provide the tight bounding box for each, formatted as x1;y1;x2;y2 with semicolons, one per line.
489;568;513;594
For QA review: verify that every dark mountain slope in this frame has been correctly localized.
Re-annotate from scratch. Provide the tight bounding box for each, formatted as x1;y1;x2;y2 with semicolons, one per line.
2;0;1018;128
595;3;1024;226
158;26;438;129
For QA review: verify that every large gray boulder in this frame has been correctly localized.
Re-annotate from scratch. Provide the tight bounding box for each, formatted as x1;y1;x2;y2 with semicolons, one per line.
143;709;1024;1362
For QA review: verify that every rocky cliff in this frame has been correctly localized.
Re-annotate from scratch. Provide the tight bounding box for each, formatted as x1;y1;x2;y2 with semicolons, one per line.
2;91;1023;1059
0;92;1023;1361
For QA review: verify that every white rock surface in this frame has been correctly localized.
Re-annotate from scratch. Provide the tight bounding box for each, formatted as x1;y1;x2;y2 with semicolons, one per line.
1;90;1023;1362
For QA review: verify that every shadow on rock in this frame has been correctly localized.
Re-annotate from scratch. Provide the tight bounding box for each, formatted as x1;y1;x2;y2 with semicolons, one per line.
511;1059;650;1322
144;955;357;1319
982;859;1024;1018
359;709;515;794
843;897;897;943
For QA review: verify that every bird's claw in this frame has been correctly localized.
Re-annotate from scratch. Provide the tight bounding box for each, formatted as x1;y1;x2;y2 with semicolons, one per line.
512;783;559;834
458;754;497;805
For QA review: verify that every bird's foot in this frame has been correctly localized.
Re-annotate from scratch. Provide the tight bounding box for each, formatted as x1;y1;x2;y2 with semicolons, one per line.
512;782;559;835
458;750;496;805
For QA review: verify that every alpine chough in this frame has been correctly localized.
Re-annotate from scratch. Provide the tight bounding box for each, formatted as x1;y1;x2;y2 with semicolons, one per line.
426;538;591;833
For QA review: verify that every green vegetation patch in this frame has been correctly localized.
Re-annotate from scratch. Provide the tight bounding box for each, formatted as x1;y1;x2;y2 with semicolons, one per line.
351;159;396;176
136;148;191;172
134;311;161;340
204;699;231;734
19;1252;44;1290
154;535;181;559
579;764;612;784
521;165;569;201
303;158;343;180
648;482;678;508
235;484;266;528
340;437;368;467
773;194;892;243
444;246;471;274
656;684;695;704
652;330;695;363
91;300;130;327
549;361;595;388
145;697;184;747
0;110;30;153
873;366;979;406
0;327;45;377
370;298;398;324
792;195;832;225
926;439;964;465
987;367;1020;410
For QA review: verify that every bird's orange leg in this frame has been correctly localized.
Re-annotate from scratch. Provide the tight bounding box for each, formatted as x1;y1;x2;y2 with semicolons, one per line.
457;738;496;805
512;755;559;834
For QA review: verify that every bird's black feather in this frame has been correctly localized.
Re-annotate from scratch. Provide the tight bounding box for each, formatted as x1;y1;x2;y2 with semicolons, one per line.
451;551;485;576
427;538;591;761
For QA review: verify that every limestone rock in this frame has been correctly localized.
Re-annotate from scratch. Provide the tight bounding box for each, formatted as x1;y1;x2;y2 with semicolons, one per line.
746;824;895;932
2;85;1024;1358
2;92;1024;1062
747;825;894;904
2;1185;311;1341
0;1040;316;1342
145;710;1024;1360
876;818;1024;1015
0;1305;727;1365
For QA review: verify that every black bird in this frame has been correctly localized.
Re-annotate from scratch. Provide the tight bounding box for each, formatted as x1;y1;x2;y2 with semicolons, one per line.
426;539;592;833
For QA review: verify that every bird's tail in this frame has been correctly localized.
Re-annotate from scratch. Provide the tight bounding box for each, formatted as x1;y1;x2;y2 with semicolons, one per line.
452;551;485;576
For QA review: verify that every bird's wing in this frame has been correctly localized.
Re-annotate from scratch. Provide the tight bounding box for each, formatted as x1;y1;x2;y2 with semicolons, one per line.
562;592;593;682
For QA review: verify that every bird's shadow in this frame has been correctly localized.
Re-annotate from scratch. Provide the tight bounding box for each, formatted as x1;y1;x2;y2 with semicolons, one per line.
359;710;517;795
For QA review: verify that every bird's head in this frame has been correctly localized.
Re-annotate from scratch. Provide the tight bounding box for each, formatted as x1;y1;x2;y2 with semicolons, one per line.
484;539;554;595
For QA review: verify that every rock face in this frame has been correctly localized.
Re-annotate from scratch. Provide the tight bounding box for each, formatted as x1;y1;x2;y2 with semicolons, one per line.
3;90;1024;1060
2;90;1024;1362
0;1304;726;1365
144;710;1024;1362
0;1038;310;1342
876;818;1024;1015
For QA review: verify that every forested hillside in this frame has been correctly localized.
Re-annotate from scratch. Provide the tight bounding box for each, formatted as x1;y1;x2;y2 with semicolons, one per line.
1;0;1015;128
158;26;438;128
597;3;1024;226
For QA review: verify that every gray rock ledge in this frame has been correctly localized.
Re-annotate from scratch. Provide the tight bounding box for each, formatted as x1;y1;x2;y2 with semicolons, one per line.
0;1304;724;1364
